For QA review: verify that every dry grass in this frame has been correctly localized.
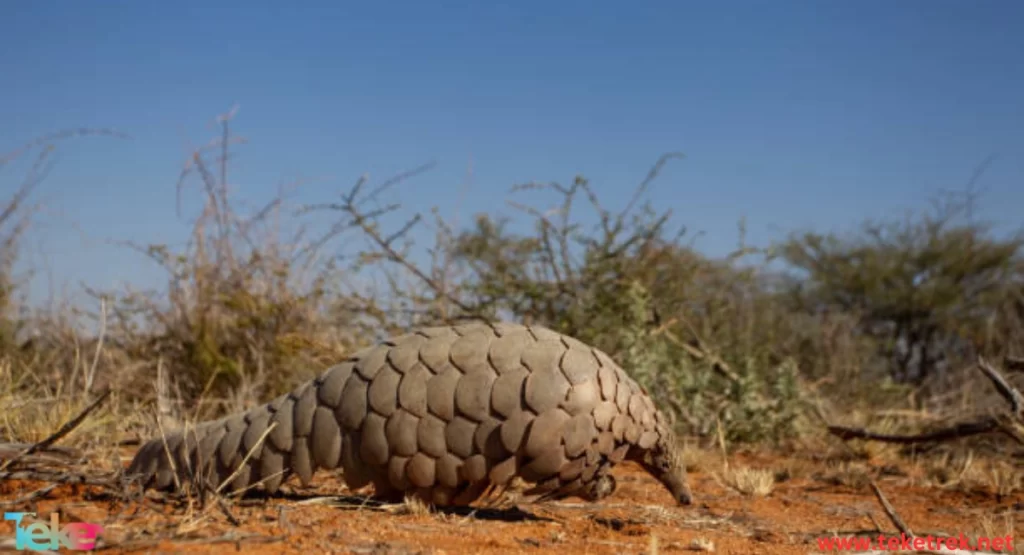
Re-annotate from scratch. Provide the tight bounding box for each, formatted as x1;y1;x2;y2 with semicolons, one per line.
816;461;874;489
974;512;1023;555
0;109;1021;552
398;495;434;517
958;458;1024;498
718;466;776;497
2;109;1020;452
687;537;716;552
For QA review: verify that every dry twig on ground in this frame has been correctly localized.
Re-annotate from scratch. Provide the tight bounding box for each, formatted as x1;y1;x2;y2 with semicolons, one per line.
827;357;1024;448
0;389;111;472
855;480;1000;555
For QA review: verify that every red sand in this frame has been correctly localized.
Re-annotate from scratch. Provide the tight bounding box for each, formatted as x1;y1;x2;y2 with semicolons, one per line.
0;451;1019;554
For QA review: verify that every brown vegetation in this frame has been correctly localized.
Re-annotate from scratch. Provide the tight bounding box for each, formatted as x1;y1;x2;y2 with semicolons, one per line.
0;110;1021;553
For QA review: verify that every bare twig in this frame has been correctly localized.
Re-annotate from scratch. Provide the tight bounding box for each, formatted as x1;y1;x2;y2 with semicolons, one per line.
869;480;913;537
828;358;1024;448
664;329;742;386
0;469;118;487
0;389;111;472
85;296;108;394
0;484;59;508
657;316;742;386
620;152;685;225
0;128;131;168
339;182;481;319
978;356;1024;417
0;443;79;463
855;480;992;555
827;418;1000;444
216;497;241;526
359;161;437;207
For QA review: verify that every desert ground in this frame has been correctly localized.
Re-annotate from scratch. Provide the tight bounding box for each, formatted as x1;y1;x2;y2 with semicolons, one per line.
1;444;1019;555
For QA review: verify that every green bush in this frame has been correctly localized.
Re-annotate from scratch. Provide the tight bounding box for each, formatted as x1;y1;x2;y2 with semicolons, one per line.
5;114;1022;449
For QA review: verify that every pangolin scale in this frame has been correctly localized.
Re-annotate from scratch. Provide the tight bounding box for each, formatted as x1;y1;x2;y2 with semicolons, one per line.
126;322;693;506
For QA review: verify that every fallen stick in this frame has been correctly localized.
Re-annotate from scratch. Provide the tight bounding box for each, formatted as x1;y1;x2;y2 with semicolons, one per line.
827;358;1024;447
869;480;912;537
827;418;1000;444
0;443;81;464
977;356;1024;418
0;484;59;508
860;481;1002;555
0;469;118;487
0;389;111;472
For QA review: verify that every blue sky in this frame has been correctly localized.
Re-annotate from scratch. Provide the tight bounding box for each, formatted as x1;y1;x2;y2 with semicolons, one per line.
1;1;1022;308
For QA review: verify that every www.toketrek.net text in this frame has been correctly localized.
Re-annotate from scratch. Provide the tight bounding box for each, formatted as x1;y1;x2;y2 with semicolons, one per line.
816;532;1013;552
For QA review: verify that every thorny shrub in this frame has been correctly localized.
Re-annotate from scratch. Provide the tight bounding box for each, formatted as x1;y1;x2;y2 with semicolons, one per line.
0;110;1021;449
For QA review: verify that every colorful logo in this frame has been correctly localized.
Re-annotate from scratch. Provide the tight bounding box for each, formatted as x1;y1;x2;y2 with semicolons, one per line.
4;512;103;551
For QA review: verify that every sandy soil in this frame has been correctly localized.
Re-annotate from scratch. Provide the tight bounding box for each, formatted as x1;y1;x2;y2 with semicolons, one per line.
0;450;1020;554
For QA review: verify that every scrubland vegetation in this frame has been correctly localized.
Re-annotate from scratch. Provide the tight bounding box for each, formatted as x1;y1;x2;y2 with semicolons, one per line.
1;110;1021;552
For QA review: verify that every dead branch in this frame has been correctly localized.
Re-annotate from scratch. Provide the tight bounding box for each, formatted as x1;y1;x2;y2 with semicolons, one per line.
827;357;1024;449
0;469;118;487
660;325;742;386
977;356;1024;418
855;480;992;555
0;484;59;508
349;208;479;316
827;418;1000;444
0;128;131;168
0;389;111;472
302;170;485;321
216;497;241;526
869;480;913;537
0;443;80;463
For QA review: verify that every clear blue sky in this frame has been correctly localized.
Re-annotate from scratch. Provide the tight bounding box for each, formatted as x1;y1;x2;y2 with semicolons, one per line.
2;1;1022;308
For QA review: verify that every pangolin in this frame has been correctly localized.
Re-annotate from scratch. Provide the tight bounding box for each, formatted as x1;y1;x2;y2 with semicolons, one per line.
125;322;693;506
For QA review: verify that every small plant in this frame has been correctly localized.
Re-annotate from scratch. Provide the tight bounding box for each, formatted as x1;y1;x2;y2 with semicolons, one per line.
688;537;716;552
720;466;776;497
398;495;433;516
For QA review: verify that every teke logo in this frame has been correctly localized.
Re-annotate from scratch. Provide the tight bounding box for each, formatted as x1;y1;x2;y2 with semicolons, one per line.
4;512;103;551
